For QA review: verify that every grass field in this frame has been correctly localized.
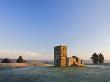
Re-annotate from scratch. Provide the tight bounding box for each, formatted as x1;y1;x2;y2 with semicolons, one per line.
0;65;110;82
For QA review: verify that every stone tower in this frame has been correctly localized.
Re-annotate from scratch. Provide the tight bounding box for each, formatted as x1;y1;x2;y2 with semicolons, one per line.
54;45;67;66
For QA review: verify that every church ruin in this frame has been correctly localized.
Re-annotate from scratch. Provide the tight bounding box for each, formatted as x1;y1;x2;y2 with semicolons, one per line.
54;45;83;67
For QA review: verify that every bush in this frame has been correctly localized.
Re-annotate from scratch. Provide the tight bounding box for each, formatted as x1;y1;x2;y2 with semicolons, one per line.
16;56;26;63
1;58;11;63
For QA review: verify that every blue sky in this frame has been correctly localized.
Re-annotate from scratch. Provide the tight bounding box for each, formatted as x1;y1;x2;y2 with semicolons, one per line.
0;0;110;60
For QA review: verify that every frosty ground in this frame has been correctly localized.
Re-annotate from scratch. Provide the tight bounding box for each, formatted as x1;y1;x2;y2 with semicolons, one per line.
0;65;110;82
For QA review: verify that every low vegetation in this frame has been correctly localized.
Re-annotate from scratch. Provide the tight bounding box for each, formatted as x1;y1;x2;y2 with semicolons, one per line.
0;65;110;82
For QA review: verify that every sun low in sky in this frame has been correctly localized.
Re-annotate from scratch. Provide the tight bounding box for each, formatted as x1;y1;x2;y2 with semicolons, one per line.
0;0;110;60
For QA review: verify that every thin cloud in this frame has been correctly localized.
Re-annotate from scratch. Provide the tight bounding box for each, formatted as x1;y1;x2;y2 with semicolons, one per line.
0;50;40;60
0;50;53;60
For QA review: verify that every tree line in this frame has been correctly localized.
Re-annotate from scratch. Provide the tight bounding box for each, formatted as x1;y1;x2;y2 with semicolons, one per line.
1;56;26;63
91;53;104;64
0;53;105;64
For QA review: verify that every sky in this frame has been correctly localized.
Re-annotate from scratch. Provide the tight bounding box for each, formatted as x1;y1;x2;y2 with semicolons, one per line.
0;0;110;60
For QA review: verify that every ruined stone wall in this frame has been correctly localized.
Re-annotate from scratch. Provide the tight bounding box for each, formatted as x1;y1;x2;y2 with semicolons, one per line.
60;46;67;66
54;45;67;66
67;57;77;66
67;57;82;66
54;45;82;67
54;46;60;66
77;59;81;64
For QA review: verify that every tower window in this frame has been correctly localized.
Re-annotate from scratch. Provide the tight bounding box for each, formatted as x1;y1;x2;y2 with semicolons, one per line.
57;60;58;63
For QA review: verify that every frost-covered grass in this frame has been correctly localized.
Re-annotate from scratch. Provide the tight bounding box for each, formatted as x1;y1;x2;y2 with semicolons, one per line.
0;65;110;82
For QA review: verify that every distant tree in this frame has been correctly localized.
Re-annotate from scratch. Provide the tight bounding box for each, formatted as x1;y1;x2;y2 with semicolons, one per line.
1;58;11;63
91;53;98;64
16;56;26;63
98;53;104;64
